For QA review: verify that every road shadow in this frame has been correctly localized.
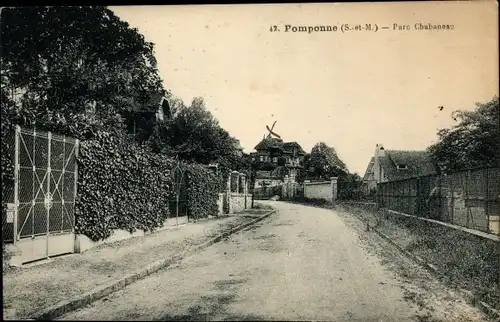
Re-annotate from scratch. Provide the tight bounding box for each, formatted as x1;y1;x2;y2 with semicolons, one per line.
157;292;268;321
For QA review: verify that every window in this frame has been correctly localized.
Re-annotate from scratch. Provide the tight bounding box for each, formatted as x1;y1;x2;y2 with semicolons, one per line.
397;164;408;169
260;156;264;162
273;157;278;163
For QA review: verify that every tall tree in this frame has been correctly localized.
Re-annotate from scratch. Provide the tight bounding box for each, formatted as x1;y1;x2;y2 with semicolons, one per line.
150;97;247;171
304;142;348;180
1;6;165;138
428;97;499;172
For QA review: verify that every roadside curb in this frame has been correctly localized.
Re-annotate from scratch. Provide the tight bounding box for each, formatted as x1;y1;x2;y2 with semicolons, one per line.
31;210;276;321
344;208;500;321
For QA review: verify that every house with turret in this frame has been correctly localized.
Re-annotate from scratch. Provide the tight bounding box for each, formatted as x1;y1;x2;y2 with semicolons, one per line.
249;136;307;188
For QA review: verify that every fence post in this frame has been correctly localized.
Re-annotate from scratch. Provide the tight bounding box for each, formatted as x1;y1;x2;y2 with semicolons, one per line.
74;139;79;232
236;172;240;195
485;168;490;233
13;126;20;243
416;177;421;217
46;131;51;258
449;175;453;224
227;172;232;214
466;170;471;228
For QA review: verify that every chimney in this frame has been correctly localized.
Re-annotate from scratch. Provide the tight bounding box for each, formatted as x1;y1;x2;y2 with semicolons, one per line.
375;144;385;157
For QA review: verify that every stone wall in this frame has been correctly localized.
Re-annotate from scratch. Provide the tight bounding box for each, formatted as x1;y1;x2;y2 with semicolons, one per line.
303;177;338;204
230;193;248;213
74;216;188;254
304;181;331;201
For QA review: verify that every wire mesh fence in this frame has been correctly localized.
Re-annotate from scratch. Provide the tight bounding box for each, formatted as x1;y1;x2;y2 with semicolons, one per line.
2;130;16;242
378;167;500;234
2;126;78;244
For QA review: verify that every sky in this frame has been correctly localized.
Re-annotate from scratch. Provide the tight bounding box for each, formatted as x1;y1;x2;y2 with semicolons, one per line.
110;2;498;175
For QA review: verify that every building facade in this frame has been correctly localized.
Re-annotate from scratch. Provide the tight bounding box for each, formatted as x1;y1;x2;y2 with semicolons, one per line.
362;144;438;193
250;137;307;186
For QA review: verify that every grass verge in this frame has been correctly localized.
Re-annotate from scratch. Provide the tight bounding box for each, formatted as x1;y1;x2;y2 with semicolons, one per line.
338;202;500;311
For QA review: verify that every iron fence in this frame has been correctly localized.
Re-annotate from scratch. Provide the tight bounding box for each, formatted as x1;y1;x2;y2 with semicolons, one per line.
253;185;283;200
2;126;78;245
378;167;500;234
2;130;15;242
168;163;189;221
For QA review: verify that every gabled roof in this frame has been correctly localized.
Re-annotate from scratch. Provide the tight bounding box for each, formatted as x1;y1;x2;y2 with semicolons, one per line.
254;138;306;155
382;150;437;181
254;137;284;151
233;139;244;151
362;157;375;181
130;92;170;118
282;142;307;155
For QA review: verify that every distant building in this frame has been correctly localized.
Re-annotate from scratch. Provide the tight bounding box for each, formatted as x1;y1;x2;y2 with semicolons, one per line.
254;169;284;188
250;137;307;186
362;144;438;193
125;92;172;139
233;139;244;157
130;92;171;122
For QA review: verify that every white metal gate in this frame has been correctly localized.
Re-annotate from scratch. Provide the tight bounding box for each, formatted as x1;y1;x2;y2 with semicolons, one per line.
11;126;78;263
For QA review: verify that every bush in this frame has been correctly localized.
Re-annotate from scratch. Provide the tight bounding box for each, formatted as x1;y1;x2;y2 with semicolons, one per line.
75;132;175;241
184;164;220;220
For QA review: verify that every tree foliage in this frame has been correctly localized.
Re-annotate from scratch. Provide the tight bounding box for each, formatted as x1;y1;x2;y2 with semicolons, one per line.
1;7;250;242
148;96;249;172
304;142;349;180
338;172;364;200
428;97;499;172
1;6;165;139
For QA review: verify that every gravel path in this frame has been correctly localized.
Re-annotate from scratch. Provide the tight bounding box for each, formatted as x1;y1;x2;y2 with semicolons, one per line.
56;201;490;321
2;215;257;320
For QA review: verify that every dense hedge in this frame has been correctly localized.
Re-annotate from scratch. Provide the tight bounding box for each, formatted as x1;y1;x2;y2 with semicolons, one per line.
185;164;220;220
76;131;230;240
75;131;176;241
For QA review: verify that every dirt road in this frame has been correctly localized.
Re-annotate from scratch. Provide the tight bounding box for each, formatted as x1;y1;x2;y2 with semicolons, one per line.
58;202;490;321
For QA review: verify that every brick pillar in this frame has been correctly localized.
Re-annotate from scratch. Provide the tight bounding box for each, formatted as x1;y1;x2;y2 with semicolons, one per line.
242;174;247;209
227;172;233;214
331;177;339;204
283;175;289;198
236;172;240;194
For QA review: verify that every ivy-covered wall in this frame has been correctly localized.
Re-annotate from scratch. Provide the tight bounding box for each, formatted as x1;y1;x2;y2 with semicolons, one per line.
75;132;176;241
185;164;220;220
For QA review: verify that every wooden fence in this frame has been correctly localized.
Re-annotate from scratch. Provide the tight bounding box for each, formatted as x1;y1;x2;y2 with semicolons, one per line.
377;167;500;235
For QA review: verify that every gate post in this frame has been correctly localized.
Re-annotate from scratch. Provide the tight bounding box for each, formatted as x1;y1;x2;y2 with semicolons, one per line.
74;139;79;232
13;126;20;243
331;177;338;205
236;172;240;195
46;131;52;258
227;172;233;214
